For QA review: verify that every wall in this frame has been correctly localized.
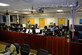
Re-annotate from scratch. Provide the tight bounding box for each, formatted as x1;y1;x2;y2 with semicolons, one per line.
75;13;82;25
0;15;17;24
0;12;82;27
20;13;70;27
20;12;82;28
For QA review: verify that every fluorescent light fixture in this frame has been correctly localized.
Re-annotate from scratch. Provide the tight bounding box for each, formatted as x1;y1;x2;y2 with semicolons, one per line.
0;3;10;6
57;10;63;12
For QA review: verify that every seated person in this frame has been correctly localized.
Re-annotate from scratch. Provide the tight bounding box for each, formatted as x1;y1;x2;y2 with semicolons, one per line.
43;26;48;35
22;27;26;33
55;27;60;36
1;41;17;55
60;29;65;36
26;29;32;34
50;26;54;35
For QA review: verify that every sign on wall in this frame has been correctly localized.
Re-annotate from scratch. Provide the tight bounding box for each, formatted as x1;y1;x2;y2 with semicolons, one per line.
58;18;65;25
39;18;45;29
26;18;35;25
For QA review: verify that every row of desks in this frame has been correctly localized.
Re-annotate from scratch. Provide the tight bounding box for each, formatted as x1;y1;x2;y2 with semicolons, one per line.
0;31;82;55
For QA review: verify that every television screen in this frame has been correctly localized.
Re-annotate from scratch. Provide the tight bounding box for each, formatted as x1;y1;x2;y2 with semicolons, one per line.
80;19;82;24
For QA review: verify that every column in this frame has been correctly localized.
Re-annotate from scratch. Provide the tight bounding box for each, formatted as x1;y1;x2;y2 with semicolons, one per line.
17;14;19;24
71;6;76;38
6;14;10;26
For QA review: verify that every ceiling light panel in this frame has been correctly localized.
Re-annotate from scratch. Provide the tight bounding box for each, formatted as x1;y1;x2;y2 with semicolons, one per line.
0;3;10;6
57;10;63;12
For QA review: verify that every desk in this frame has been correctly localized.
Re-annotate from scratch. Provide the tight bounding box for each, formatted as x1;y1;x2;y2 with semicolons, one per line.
0;31;69;55
0;31;82;55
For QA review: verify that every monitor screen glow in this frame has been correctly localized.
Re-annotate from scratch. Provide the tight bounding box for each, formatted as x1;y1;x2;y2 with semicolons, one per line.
35;29;40;33
80;19;82;24
26;29;32;33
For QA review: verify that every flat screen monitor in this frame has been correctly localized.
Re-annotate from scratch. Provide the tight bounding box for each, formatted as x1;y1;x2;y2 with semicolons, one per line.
30;29;32;33
35;29;40;33
80;19;82;24
26;29;32;33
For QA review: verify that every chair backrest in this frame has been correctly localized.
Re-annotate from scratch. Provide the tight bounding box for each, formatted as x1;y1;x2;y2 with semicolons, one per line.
20;44;30;55
37;49;48;55
14;43;20;54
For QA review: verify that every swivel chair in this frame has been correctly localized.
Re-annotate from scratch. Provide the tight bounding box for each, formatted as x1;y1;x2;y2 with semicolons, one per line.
14;43;20;54
20;44;30;55
37;49;48;55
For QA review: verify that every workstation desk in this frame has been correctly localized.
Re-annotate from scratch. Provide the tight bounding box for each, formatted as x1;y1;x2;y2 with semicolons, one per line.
0;31;82;55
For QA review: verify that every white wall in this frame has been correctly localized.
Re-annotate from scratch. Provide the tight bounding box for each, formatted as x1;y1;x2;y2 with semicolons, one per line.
75;13;82;25
18;12;82;27
0;12;82;27
35;18;39;25
45;18;55;26
20;13;70;26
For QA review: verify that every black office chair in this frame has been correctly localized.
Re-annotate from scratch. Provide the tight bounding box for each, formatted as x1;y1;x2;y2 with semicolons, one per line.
37;49;48;55
20;44;30;55
14;43;20;54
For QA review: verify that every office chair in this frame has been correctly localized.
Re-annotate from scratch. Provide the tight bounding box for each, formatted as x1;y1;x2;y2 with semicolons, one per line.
37;49;48;55
14;43;20;54
20;44;30;55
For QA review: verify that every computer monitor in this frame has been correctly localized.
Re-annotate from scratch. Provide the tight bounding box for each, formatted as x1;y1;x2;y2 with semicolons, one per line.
35;29;40;33
26;29;32;34
26;29;29;33
30;29;32;33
